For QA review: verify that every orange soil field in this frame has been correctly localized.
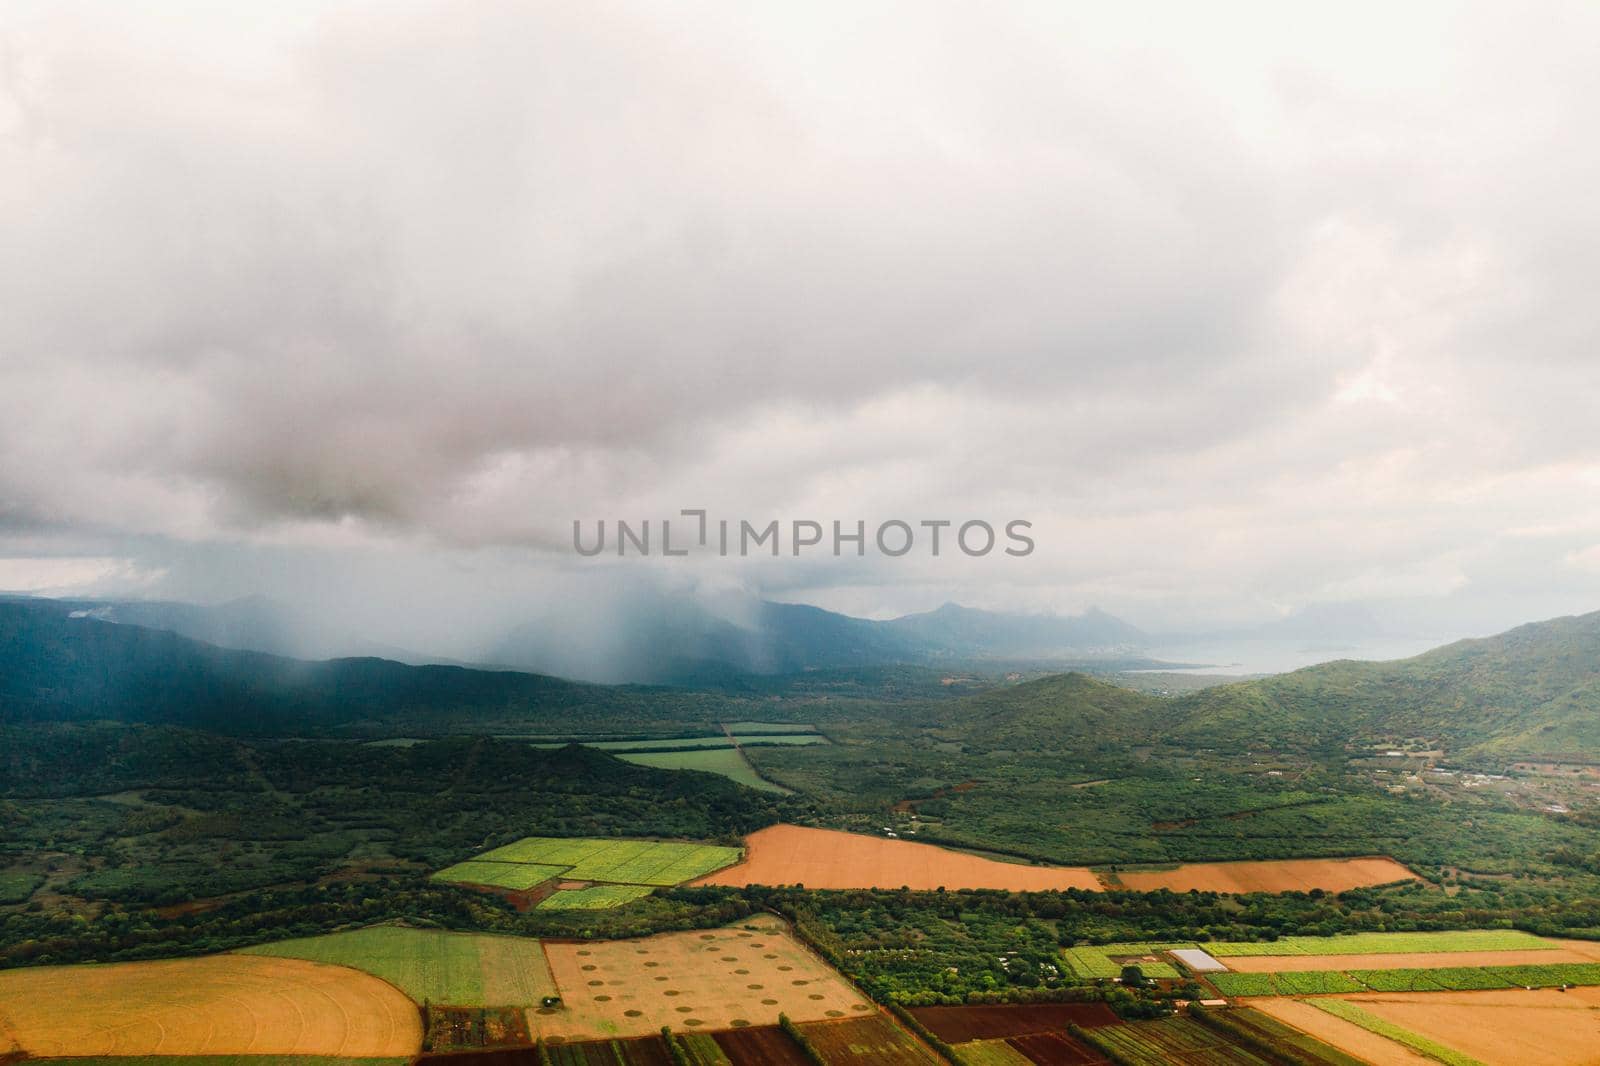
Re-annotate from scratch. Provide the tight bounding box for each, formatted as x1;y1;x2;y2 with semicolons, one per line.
1247;999;1434;1066
0;954;421;1058
1115;856;1415;893
690;824;1102;891
535;913;873;1041
1262;988;1600;1066
1225;944;1600;972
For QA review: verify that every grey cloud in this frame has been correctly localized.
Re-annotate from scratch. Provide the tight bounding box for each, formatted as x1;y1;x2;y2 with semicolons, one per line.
2;1;1599;642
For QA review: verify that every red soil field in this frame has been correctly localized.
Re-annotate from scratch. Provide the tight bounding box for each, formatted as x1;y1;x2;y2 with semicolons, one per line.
691;825;1101;891
712;1025;814;1066
910;1003;1120;1042
1115;856;1415;894
1006;1031;1110;1065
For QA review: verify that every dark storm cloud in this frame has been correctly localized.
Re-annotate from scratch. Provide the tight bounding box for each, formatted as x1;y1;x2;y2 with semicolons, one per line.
3;1;1600;638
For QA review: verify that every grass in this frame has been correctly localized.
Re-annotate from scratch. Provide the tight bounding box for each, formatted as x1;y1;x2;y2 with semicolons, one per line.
732;734;828;746
473;836;742;885
1203;930;1550;956
239;925;555;1005
431;859;567;890
618;747;791;793
538;884;656;910
722;721;818;733
1310;999;1486;1066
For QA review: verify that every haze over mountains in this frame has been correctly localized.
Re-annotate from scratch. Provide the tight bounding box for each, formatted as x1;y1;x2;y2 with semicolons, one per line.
7;592;1600;762
46;592;1163;685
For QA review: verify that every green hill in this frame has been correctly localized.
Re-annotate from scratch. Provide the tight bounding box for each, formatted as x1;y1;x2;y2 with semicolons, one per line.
1168;610;1600;759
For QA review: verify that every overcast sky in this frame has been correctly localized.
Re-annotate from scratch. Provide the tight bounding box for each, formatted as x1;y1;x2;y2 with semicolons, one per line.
3;1;1600;655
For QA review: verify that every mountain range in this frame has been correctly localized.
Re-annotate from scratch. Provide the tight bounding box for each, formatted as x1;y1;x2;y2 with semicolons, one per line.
5;593;1600;761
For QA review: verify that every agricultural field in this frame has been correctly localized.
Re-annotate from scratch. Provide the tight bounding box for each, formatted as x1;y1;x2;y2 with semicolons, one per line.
538;884;657;910
951;1038;1042;1065
616;747;792;793
1077;1015;1271;1065
676;1030;735;1065
910;1002;1119;1043
795;1014;942;1065
1302;988;1600;1066
1060;943;1185;981
710;1025;814;1066
0;954;421;1057
534;914;873;1040
473;836;742;886
433;859;570;890
1112;856;1416;894
1002;1030;1111;1065
692;824;1101;890
240;925;557;1006
1212;961;1600;997
721;722;819;733
1204;930;1556;957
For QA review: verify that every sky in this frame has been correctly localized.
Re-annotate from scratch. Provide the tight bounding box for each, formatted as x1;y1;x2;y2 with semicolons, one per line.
3;1;1600;659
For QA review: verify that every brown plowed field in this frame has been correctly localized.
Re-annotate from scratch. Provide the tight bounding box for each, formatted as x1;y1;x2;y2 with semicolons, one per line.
713;1025;813;1065
0;953;421;1057
1225;946;1600;971
1245;999;1433;1066
1006;1030;1110;1065
690;825;1101;891
534;913;871;1041
1115;856;1415;893
1346;988;1600;1066
910;1002;1119;1042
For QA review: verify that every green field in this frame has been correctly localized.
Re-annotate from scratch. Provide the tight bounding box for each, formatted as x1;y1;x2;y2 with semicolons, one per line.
1061;942;1187;980
1210;961;1600;996
431;859;568;890
721;721;818;733
538;884;656;910
473;836;742;885
1204;930;1551;956
617;747;792;792
238;925;556;1005
1310;1000;1485;1066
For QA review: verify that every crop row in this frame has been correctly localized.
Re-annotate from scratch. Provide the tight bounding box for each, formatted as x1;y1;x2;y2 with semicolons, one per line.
1076;1016;1266;1066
